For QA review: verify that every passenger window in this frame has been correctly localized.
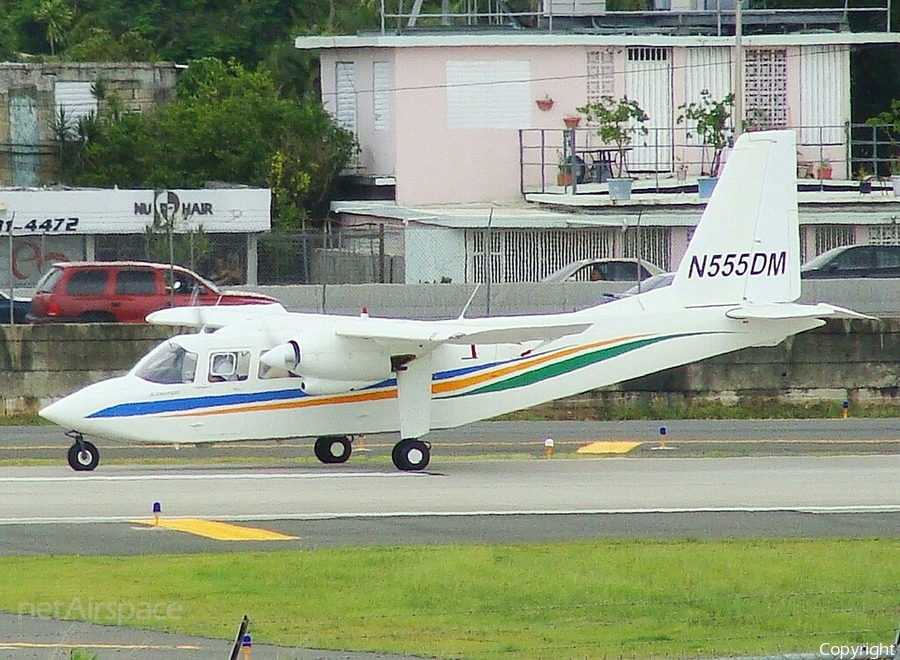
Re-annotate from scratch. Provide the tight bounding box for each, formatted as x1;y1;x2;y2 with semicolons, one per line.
208;351;250;382
115;270;156;295
65;270;108;295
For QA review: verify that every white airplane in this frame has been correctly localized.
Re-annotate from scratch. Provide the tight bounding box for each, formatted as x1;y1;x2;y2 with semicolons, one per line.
40;130;868;472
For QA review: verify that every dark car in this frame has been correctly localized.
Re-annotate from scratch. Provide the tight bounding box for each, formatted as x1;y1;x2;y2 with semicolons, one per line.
28;261;279;323
0;291;31;324
800;245;900;279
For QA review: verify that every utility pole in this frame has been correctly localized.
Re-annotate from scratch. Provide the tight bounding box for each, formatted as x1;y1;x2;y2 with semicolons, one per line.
733;0;744;140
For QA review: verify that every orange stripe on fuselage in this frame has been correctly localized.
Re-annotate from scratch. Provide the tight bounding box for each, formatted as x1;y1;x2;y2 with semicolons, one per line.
165;388;397;418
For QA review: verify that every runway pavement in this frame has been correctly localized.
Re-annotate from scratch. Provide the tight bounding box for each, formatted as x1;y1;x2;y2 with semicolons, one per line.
6;418;900;466
2;420;900;659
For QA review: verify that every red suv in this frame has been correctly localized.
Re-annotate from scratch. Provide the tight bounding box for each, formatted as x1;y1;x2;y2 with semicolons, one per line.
29;261;279;323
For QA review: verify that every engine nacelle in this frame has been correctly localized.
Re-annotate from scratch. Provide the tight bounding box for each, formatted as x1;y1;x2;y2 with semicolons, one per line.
299;377;381;396
260;330;392;382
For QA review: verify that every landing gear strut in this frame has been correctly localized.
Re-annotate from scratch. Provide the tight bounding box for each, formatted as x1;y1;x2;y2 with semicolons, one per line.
66;431;99;471
314;435;352;464
392;438;430;471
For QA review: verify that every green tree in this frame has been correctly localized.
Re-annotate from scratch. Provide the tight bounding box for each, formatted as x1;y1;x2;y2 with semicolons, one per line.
677;90;734;177
65;58;355;229
33;0;73;56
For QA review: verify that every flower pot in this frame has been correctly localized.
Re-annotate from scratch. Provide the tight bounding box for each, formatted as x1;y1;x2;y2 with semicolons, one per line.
607;178;632;201
557;171;574;187
859;179;872;194
536;98;554;111
697;176;718;200
563;116;581;129
892;175;900;198
816;165;832;180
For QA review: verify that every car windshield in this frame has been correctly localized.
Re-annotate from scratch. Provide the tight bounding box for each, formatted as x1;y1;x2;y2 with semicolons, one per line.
35;267;64;293
801;247;847;270
623;272;675;295
133;340;198;384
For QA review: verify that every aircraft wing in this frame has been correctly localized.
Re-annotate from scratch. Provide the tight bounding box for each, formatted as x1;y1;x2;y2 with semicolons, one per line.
335;316;592;347
725;302;875;321
146;303;289;328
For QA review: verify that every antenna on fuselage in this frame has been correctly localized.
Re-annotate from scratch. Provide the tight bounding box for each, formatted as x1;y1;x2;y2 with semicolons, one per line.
458;284;482;320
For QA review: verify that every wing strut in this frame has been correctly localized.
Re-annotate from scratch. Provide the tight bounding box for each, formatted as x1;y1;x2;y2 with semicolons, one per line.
396;353;433;440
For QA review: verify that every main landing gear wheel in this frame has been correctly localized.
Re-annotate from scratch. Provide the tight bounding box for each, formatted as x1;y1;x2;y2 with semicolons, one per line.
66;434;99;471
314;436;352;464
391;438;430;471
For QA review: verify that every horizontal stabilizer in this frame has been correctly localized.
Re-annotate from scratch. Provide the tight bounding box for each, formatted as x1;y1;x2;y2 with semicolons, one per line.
147;303;289;328
726;303;875;321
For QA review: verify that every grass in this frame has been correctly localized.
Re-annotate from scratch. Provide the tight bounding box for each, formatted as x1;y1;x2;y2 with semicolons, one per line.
2;539;897;659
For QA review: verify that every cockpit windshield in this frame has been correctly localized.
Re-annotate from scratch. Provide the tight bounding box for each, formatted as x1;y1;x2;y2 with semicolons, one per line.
134;341;198;384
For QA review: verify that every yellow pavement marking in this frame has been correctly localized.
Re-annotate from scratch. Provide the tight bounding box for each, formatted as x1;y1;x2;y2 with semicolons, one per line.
0;642;201;649
576;441;643;455
129;518;298;541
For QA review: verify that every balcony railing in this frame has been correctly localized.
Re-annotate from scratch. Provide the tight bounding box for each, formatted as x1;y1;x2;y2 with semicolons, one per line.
378;0;891;36
519;123;898;196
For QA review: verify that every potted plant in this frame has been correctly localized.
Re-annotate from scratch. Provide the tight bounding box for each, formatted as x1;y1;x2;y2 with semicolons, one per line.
557;150;574;187
677;90;734;199
816;158;833;180
855;166;873;194
576;95;648;201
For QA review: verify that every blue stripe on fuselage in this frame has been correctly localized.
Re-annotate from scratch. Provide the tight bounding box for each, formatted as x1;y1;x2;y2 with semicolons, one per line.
87;387;309;419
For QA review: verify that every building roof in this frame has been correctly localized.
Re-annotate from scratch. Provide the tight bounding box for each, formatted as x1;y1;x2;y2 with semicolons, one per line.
296;31;900;50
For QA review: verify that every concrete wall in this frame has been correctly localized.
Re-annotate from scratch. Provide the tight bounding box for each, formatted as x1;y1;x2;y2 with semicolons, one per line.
3;315;899;417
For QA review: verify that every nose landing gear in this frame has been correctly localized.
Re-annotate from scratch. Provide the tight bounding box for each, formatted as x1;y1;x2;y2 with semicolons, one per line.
66;431;99;471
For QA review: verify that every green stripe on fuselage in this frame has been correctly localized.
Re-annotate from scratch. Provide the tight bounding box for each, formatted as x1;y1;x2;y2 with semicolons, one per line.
445;334;698;398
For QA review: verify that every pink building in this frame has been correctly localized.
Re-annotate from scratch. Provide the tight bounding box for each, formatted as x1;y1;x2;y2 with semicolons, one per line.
295;4;900;284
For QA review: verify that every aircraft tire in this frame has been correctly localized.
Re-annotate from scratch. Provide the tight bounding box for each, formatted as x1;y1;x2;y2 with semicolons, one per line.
314;436;352;464
67;441;99;471
391;439;430;471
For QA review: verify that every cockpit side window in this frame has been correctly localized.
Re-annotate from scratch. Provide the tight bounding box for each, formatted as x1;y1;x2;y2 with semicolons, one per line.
208;351;250;383
135;342;198;384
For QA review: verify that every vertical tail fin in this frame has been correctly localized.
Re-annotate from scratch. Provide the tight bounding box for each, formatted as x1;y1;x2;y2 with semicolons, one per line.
671;130;800;306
